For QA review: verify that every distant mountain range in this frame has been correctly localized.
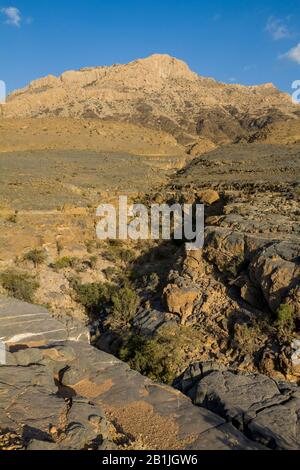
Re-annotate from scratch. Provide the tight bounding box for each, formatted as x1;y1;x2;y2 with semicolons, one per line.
2;54;299;152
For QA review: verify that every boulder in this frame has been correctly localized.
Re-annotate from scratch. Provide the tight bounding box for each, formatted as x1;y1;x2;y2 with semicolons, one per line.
133;307;178;336
163;284;199;324
239;276;265;310
249;243;300;313
197;189;220;205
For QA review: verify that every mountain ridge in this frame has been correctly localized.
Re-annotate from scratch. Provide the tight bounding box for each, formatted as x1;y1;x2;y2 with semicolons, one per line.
7;54;286;94
2;54;299;149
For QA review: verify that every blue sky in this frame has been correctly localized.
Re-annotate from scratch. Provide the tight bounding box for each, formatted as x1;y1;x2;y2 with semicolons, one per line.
1;0;300;94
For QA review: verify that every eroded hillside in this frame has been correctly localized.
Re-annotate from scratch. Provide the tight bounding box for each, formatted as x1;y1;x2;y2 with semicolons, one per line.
2;54;299;151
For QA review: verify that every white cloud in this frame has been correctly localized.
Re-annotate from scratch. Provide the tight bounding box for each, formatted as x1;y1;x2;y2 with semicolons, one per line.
282;43;300;64
1;6;21;27
265;16;290;40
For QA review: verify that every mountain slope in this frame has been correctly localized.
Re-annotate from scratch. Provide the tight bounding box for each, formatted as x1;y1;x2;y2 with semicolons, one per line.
2;54;299;149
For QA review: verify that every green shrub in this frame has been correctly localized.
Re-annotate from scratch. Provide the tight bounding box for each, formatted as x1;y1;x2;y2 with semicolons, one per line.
103;242;135;265
105;286;139;332
85;240;95;254
119;324;205;384
73;282;108;316
0;270;39;303
275;304;295;332
23;249;47;268
7;211;18;224
142;272;160;292
88;256;98;269
51;257;77;270
103;266;118;281
119;334;175;384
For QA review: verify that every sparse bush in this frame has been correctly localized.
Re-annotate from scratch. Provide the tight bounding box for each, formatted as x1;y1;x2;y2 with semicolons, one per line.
51;256;77;271
234;322;262;355
56;240;63;255
6;211;18;224
88;256;98;269
105;286;139;332
119;324;198;384
103;241;135;265
102;247;119;263
23;249;47;268
73;281;108;316
103;266;118;281
0;270;39;303
275;304;295;332
85;240;95;253
142;272;160;292
68;274;81;290
120;249;136;264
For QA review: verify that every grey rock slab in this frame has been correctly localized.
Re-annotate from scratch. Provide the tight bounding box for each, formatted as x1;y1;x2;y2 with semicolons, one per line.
178;364;300;450
0;298;67;345
133;308;177;335
53;342;264;449
247;396;300;450
56;399;114;450
193;370;283;420
0;300;268;450
187;423;266;450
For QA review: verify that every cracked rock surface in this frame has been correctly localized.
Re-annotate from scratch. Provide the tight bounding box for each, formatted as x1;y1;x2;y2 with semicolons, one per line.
0;298;264;450
176;362;300;450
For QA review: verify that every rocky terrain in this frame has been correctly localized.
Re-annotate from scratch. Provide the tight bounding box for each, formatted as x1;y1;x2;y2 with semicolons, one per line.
0;298;263;450
176;362;300;450
127;142;300;383
0;54;300;451
0;299;299;450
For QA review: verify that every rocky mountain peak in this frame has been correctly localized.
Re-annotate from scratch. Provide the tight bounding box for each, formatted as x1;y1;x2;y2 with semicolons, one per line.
131;53;198;80
2;54;298;148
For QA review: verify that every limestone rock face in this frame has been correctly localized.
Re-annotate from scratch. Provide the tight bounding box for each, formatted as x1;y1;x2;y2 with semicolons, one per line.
2;54;298;147
164;284;199;324
202;227;300;316
248;242;300;314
